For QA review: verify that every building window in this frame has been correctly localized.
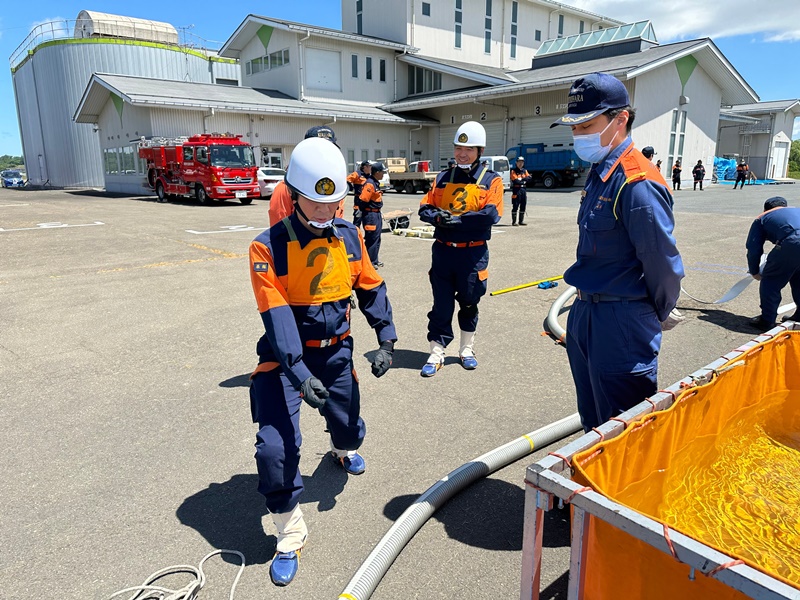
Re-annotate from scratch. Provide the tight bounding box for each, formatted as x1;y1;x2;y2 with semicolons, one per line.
558;14;564;37
484;0;492;54
579;20;585;34
510;0;518;59
361;150;369;162
455;0;462;48
387;150;395;157
667;109;688;174
356;0;363;35
535;29;541;41
422;2;430;16
247;49;290;76
408;65;442;95
347;149;355;171
366;56;373;80
352;54;358;78
374;149;381;160
379;59;386;82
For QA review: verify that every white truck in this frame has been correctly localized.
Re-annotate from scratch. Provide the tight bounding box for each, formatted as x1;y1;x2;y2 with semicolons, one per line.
380;157;438;194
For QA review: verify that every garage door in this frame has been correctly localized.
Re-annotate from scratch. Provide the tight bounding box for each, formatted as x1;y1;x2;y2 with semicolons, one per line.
438;121;506;169
520;117;573;149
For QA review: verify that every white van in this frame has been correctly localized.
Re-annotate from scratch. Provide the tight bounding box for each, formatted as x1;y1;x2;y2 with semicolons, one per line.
480;155;511;189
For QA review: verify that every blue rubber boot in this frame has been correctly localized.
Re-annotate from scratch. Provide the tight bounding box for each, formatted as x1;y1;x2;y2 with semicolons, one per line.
270;550;300;586
421;342;445;377
332;450;366;475
460;354;478;370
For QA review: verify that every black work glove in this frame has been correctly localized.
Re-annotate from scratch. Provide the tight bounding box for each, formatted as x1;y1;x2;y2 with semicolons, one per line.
371;340;394;378
353;209;362;221
299;376;329;409
433;210;455;228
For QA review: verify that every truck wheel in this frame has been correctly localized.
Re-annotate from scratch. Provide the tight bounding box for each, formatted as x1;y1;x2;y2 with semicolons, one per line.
156;182;168;203
196;185;208;204
147;169;158;189
240;198;253;205
404;181;415;194
542;174;557;189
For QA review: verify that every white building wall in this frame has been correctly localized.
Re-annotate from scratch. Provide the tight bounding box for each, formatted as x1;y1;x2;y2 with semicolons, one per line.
302;38;397;105
97;101;152;194
240;27;300;98
632;63;720;179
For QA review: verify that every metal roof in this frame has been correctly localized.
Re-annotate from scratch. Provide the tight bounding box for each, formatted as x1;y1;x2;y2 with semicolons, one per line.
219;14;415;58
726;100;800;114
399;54;518;85
536;21;657;58
73;73;435;125
528;0;624;26
383;39;758;112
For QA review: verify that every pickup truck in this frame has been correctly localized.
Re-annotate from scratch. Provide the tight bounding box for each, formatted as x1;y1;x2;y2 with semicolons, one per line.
506;143;589;189
380;157;437;193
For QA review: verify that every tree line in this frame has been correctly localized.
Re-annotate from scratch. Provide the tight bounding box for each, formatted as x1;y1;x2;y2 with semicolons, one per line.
789;139;800;178
0;155;25;171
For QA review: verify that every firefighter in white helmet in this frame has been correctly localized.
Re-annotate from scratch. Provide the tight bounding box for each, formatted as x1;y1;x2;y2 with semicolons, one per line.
248;136;397;586
418;121;503;376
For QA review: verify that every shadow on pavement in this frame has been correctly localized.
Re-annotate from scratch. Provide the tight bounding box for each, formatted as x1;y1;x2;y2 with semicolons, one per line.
539;570;569;599
363;348;430;371
176;456;349;564
679;306;761;335
219;373;252;388
383;477;570;551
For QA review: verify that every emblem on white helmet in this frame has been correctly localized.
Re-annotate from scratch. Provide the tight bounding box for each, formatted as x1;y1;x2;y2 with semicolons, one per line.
285;137;347;203
453;121;486;147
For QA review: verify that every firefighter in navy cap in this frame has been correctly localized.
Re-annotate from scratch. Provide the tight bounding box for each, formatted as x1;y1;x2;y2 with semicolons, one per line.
359;161;386;267
268;126;345;226
347;160;371;228
746;196;800;330
641;146;655;161
510;156;531;226
418;121;503;376
248;136;397;586
551;72;685;432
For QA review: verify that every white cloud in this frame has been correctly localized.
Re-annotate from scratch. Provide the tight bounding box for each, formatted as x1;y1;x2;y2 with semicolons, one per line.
29;16;71;41
568;0;800;42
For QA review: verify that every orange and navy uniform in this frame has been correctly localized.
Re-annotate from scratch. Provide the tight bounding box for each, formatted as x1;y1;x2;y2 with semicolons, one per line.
419;163;503;243
510;166;531;190
418;163;503;348
359;175;384;264
267;180;345;227
249;214;396;387
347;169;368;226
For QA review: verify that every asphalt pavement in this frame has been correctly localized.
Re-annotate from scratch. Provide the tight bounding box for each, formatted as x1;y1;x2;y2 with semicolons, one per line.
1;179;796;599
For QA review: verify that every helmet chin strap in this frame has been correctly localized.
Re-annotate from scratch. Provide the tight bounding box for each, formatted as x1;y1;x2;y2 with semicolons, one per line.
294;201;335;236
458;149;483;170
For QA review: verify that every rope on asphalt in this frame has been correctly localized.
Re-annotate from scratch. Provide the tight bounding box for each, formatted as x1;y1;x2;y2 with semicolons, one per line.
105;549;245;600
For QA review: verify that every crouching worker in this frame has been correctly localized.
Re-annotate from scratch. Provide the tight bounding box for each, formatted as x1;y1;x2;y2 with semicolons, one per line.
248;136;397;586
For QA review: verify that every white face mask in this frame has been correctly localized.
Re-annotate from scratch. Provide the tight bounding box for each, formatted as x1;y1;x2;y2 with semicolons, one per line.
572;118;619;164
308;218;334;229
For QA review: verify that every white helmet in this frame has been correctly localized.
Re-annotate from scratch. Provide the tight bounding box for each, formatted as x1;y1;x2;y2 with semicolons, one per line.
454;121;486;147
285;137;347;203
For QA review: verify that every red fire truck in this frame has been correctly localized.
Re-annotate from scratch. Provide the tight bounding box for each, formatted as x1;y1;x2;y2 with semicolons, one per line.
138;133;260;204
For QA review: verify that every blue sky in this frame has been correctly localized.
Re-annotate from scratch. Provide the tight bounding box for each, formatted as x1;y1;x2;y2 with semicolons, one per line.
1;0;798;157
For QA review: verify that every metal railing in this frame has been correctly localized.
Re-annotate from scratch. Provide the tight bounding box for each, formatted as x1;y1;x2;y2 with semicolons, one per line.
10;18;223;70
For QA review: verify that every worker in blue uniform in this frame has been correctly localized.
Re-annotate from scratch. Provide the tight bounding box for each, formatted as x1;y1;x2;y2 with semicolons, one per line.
418;121;504;376
746;196;800;330
551;72;685;432
248;137;397;586
510;156;531;226
359;161;386;268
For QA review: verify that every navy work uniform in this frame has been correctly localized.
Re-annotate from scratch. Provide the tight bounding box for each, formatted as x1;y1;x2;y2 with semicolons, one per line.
564;138;684;431
359;175;384;266
746;204;800;325
347;165;368;227
249;214;395;514
510;162;531;226
419;164;503;352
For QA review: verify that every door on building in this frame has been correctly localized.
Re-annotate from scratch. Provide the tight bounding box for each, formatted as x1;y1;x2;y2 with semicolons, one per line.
261;147;284;168
772;141;789;178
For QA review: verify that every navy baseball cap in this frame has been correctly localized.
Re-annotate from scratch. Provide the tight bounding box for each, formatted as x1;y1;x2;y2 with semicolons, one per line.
550;73;630;128
642;146;655;159
304;125;338;145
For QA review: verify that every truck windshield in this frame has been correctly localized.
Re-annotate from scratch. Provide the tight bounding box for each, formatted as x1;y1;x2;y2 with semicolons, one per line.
210;145;255;168
493;158;509;172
